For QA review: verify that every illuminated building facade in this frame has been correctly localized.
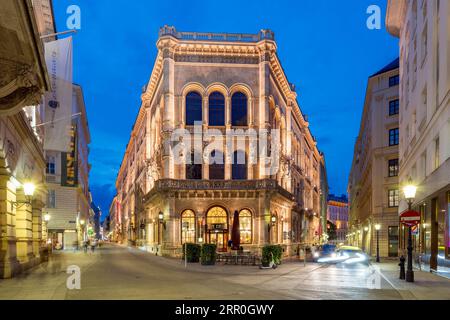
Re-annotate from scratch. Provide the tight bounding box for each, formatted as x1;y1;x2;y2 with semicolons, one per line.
114;26;325;257
387;0;450;273
0;0;51;278
327;194;348;242
348;59;400;258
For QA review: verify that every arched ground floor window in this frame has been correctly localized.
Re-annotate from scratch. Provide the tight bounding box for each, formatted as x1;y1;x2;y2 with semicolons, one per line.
239;209;252;244
181;210;196;244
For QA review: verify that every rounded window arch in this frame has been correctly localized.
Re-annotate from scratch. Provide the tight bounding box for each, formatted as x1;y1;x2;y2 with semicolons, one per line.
186;92;203;126
239;209;252;244
181;210;196;244
186;151;202;180
231;92;248;126
209;150;225;180
232;150;247;180
206;206;228;228
208;91;225;126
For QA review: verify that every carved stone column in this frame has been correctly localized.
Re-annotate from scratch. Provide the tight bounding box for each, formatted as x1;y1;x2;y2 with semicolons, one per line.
15;191;34;266
31;199;44;260
0;163;20;278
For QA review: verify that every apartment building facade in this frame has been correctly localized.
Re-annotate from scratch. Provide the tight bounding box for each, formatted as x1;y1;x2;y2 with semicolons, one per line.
348;59;401;258
387;0;450;272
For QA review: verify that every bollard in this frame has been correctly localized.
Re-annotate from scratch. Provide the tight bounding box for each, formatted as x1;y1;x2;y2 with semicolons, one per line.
399;255;406;280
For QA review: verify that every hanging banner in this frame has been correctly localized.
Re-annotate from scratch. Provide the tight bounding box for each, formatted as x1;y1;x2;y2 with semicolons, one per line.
43;37;73;152
61;124;78;187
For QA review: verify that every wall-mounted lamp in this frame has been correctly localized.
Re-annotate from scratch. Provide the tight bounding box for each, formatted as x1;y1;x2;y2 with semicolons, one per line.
268;214;277;233
158;211;166;229
44;213;51;222
11;182;36;209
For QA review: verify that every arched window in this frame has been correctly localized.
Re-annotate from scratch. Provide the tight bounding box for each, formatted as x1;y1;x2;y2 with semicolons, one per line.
208;92;225;126
186;92;203;126
186;151;202;180
231;92;248;126
209;150;224;180
181;210;196;244
239;209;252;244
206;207;228;229
232;150;247;180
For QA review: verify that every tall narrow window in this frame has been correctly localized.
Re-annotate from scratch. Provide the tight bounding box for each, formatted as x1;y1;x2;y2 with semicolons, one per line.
388;159;399;177
209;150;225;180
389;99;400;116
47;190;56;208
232;151;247;180
208;92;225;126
389;128;399;146
434;137;440;170
239;209;252;244
46;156;56;175
186;92;203;126
231;92;248;126
181;210;196;244
388;189;399;208
186;152;202;180
389;75;400;87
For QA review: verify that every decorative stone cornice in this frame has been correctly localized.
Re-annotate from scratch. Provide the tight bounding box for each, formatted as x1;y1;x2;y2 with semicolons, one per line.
386;0;406;37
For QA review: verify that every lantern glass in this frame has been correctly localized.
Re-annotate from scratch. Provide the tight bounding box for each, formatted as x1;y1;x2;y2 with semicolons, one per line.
23;183;35;197
375;224;381;231
158;212;164;221
403;184;417;200
44;214;51;222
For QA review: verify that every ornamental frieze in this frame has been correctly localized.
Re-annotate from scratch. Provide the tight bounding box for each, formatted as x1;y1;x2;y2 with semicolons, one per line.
174;54;259;65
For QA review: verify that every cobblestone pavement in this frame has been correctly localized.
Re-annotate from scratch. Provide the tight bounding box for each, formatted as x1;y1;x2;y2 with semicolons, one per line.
0;244;448;300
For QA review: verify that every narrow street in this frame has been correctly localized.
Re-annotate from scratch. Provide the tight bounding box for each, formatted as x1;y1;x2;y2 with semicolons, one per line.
1;244;448;300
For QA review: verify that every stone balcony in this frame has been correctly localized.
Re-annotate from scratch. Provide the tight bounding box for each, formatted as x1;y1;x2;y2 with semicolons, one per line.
143;179;294;202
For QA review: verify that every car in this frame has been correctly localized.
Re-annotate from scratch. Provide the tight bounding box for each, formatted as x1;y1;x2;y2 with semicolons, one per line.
312;244;337;262
317;246;369;265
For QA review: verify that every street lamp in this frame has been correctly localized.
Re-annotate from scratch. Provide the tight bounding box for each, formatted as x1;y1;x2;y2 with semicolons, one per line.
11;182;36;209
375;224;381;263
268;214;277;244
403;178;417;283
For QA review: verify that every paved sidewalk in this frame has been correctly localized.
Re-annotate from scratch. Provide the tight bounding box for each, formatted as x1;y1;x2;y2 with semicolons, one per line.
374;260;450;300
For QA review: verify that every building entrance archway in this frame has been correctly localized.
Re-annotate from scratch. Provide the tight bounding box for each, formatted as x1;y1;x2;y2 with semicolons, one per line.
206;206;228;252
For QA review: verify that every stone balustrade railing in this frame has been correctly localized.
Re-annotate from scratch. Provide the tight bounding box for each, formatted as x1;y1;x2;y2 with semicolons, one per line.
159;25;275;43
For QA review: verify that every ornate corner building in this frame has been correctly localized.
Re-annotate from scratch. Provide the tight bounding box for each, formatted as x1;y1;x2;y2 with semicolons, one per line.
113;26;326;257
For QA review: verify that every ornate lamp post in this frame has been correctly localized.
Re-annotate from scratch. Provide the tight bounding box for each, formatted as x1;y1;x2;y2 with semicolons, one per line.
268;214;277;244
375;223;381;263
158;211;166;245
403;179;417;283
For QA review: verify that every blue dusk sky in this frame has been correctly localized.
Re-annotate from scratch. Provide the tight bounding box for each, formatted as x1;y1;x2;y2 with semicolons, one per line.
52;0;399;219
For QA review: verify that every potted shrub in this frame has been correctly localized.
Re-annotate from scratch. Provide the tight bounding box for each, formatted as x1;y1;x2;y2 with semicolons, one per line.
262;245;283;266
201;244;217;265
182;243;201;263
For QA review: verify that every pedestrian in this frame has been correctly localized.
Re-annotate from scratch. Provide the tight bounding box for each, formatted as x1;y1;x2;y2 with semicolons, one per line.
91;239;97;253
84;239;89;253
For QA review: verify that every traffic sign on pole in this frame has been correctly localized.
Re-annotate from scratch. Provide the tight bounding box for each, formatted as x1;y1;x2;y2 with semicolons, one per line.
400;210;421;227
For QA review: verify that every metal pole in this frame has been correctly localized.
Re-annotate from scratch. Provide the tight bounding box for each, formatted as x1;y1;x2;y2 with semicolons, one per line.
406;200;415;282
376;230;380;263
40;29;77;39
184;227;187;269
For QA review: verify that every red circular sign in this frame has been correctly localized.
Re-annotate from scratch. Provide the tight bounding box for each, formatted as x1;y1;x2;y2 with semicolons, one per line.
400;210;421;226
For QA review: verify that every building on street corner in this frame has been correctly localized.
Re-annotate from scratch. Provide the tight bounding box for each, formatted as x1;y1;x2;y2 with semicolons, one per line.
45;84;91;250
0;0;52;278
348;58;400;258
386;0;450;273
327;194;349;243
113;26;326;258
